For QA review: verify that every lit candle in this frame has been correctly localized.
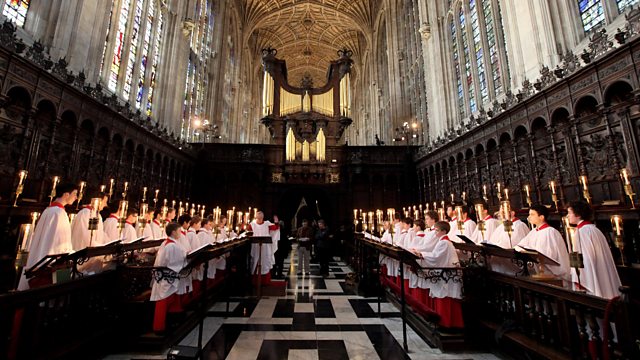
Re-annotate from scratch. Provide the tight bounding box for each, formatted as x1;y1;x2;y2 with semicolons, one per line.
18;170;28;187
504;188;509;200
155;189;159;199
549;180;557;195
118;200;129;219
189;207;195;217
455;205;463;220
482;184;487;198
201;205;205;218
109;178;115;195
413;209;419;219
579;175;589;191
524;184;531;199
611;215;623;236
142;187;148;201
621;169;631;185
354;209;358;220
50;176;60;198
496;182;502;194
140;203;148;219
123;182;129;192
20;224;31;251
100;185;106;193
462;191;466;201
501;201;512;222
440;200;445;209
450;193;455;202
90;197;101;218
78;181;86;197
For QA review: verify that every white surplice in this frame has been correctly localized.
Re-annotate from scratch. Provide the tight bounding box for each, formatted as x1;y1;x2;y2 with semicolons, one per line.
471;217;500;243
150;238;187;301
196;228;217;278
419;235;462;299
249;220;278;275
517;224;570;280
103;215;120;241
71;207;105;250
176;229;192;294
18;203;72;290
573;221;621;299
122;222;138;243
449;218;477;242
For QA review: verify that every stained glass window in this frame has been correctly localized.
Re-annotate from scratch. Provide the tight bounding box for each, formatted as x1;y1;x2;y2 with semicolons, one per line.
123;0;143;99
136;0;155;109
460;7;476;113
578;0;605;32
470;0;488;104
450;0;509;119
3;0;30;27
99;1;115;77
617;0;640;12
451;19;465;119
181;0;215;141
147;8;163;116
108;0;131;91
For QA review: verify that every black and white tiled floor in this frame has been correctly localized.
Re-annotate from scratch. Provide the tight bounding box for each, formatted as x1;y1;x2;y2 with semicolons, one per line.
104;245;500;360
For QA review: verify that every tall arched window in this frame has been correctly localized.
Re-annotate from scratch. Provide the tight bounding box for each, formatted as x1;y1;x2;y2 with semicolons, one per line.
578;1;605;32
101;0;165;117
181;0;215;141
618;0;640;12
449;0;509;120
2;0;30;27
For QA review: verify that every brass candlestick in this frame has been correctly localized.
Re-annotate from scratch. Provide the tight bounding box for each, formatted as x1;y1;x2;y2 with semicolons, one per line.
76;181;86;210
579;175;592;205
13;170;28;207
455;205;464;232
611;215;625;266
620;169;635;209
501;201;513;247
524;184;532;208
49;175;60;205
474;203;486;241
549;180;559;211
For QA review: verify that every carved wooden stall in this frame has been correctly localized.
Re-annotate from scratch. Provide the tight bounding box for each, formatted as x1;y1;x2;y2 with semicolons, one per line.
0;22;196;292
414;12;640;359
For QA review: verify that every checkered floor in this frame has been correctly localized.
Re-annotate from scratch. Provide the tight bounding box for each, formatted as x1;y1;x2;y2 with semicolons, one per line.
104;245;501;360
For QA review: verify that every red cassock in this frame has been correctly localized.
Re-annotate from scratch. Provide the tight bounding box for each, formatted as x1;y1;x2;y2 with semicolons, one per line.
151;238;187;332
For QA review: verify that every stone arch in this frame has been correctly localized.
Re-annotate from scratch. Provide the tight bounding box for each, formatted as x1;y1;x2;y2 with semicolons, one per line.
603;80;634;106
574;95;599;118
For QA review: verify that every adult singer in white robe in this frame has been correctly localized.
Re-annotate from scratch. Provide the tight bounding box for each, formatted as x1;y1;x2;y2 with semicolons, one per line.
517;204;570;281
568;201;621;299
151;223;187;333
70;193;109;274
417;221;464;328
18;183;78;290
248;211;279;276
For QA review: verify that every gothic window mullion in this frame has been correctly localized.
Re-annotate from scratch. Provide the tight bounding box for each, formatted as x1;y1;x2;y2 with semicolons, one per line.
129;0;149;106
116;0;138;97
462;0;482;114
490;0;510;95
476;0;496;103
452;12;470;120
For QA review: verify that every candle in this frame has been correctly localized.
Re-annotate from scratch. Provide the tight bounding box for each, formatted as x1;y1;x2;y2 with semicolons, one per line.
201;205;205;218
562;216;574;253
482;184;487;198
109;178;115;195
189;207;195;217
69;213;76;224
440;200;445;209
18;170;28;186
501;201;511;222
142;187;148;201
24;211;39;250
437;208;445;221
20;224;31;252
354;209;358;220
90;198;101;218
78;181;86;197
50;176;60;198
100;185;106;193
611;215;623;236
579;175;589;191
549;180;557;194
524;184;531;199
462;191;466;201
141;203;148;219
124;182;129;192
504;188;509;200
155;189;159;199
455;205;463;220
171;200;175;207
621;169;631;185
118;200;129;219
450;193;455;202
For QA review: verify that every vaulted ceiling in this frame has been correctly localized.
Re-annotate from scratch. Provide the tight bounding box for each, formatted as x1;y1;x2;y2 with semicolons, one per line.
242;0;379;87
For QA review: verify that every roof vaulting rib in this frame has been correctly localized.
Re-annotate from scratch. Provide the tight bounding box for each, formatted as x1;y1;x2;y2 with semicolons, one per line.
243;0;376;86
